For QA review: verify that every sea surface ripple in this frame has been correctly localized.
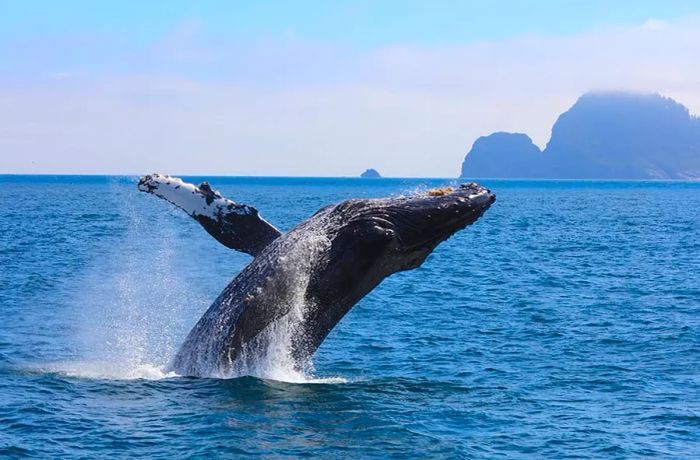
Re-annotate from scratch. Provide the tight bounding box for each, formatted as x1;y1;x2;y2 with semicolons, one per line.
0;176;699;458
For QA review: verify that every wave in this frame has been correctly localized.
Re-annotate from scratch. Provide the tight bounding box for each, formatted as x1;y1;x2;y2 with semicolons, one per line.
41;360;179;380
36;360;346;384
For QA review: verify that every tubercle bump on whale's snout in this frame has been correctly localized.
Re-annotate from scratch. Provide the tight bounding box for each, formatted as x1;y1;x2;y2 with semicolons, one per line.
462;182;496;205
428;182;495;210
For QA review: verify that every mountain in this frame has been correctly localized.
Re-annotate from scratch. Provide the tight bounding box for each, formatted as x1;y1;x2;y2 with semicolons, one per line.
360;168;382;178
461;92;700;179
459;132;544;179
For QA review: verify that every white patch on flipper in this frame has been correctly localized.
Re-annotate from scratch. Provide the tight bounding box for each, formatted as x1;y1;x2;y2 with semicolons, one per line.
138;174;252;219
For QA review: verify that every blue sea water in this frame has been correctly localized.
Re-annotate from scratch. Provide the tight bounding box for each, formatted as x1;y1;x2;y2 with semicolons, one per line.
0;175;699;458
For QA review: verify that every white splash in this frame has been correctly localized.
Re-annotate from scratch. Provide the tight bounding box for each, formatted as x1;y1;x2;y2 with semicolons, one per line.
47;182;209;381
43;361;179;380
48;182;343;384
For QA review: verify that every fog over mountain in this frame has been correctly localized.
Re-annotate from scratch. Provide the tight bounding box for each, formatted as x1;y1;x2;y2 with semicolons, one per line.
461;92;700;179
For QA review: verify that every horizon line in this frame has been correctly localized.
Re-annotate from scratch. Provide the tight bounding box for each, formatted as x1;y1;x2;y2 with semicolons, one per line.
1;173;698;183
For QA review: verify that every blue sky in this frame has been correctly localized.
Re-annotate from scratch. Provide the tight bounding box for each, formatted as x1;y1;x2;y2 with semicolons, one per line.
1;1;699;176
2;0;698;45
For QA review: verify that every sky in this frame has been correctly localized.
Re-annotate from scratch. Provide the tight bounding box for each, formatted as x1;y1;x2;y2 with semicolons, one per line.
1;1;699;177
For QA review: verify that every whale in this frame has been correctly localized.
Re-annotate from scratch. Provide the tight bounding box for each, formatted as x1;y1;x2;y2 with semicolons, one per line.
138;175;495;377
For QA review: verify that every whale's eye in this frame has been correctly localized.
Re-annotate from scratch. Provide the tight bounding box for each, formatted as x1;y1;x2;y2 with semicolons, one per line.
364;223;396;245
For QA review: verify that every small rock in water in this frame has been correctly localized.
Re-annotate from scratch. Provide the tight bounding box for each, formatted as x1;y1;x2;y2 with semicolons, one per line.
360;168;382;178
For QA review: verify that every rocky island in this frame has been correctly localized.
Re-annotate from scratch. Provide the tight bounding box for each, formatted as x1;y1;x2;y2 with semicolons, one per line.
360;168;382;178
461;92;700;179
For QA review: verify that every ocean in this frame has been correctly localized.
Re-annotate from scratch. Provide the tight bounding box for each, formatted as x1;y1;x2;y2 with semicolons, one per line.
0;176;698;458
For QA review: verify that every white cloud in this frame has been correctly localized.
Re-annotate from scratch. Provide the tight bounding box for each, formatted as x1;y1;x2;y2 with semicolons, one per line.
1;17;699;176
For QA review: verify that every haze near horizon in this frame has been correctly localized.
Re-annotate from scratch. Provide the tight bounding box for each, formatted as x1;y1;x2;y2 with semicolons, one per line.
1;1;699;177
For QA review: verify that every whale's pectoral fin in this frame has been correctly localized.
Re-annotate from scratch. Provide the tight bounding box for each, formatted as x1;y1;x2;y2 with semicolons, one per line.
138;174;282;257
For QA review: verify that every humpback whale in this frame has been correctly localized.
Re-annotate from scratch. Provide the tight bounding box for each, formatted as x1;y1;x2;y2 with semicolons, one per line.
138;174;495;377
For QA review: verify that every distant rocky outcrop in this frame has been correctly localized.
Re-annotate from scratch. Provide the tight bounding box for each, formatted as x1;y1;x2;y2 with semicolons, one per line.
459;132;544;179
461;92;700;179
360;168;382;178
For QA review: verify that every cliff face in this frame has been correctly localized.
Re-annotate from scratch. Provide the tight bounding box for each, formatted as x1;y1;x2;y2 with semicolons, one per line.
545;92;700;179
459;132;544;178
461;92;700;179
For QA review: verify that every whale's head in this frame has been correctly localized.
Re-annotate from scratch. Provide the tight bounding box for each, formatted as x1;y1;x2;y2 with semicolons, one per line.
297;182;495;353
310;183;495;307
339;182;494;271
